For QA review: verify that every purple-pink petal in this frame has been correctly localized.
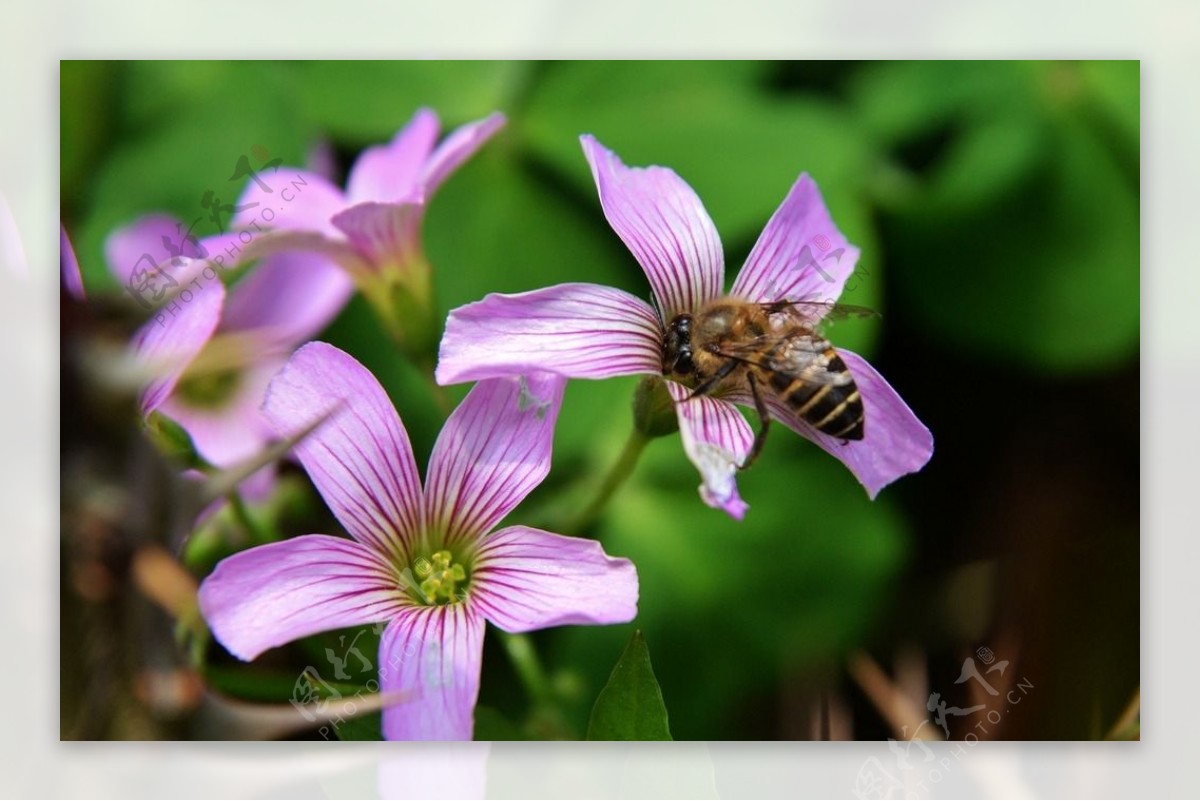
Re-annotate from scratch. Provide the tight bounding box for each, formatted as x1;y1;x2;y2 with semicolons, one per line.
61;225;85;299
730;173;860;309
220;249;354;346
346;108;440;205
158;359;279;469
261;342;424;559
580;135;724;319
132;281;225;416
420;112;507;197
435;282;663;386
743;349;933;499
232;167;347;238
666;381;753;520
105;213;206;287
198;534;403;662
330;202;424;268
470;525;638;633
424;374;566;549
379;603;485;741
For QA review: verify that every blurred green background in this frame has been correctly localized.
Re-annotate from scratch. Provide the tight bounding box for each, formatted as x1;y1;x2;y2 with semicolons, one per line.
60;60;1139;741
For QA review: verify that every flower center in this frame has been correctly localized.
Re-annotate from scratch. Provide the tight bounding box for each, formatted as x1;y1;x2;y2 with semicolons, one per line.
405;550;468;605
176;368;242;408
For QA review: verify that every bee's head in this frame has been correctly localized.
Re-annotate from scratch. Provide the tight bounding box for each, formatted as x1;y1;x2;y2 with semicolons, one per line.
663;314;695;376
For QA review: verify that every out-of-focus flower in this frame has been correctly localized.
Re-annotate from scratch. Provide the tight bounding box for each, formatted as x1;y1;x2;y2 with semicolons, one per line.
61;225;84;299
198;343;638;740
226;109;506;357
437;136;932;518
107;214;353;495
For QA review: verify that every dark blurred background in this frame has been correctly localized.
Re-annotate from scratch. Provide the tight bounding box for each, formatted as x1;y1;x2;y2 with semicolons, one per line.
61;60;1139;740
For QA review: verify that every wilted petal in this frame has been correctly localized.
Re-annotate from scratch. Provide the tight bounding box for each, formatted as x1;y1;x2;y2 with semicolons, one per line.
471;525;638;632
198;534;403;662
221;250;354;346
666;381;753;520
347;108;440;205
746;349;933;499
61;225;84;299
331;202;424;268
581;135;723;319
133;281;225;415
105;213;205;287
421;112;507;197
379;603;485;741
425;374;565;548
261;342;424;559
232;168;347;237
730;173;860;308
436;283;662;385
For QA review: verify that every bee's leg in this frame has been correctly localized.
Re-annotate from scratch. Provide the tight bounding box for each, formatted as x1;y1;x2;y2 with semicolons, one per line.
686;356;740;400
741;371;771;471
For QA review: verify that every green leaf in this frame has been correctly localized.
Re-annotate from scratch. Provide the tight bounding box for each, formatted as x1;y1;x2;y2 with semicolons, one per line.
887;112;1138;371
425;147;639;312
552;433;908;738
522;61;872;243
61;61;121;213
144;411;206;469
855;61;1139;371
295;60;531;144
72;62;314;293
586;630;672;741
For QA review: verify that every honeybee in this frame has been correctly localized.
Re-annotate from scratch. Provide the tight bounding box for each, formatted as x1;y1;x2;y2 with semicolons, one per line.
662;297;877;468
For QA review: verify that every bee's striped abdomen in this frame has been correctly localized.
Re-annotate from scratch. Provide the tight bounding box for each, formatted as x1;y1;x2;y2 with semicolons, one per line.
767;348;864;441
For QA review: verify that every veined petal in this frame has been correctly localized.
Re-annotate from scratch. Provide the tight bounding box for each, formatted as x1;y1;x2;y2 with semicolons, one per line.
347;108;440;205
331;202;424;268
435;283;662;385
730;174;860;308
105;213;205;287
158;360;279;469
471;525;638;633
61;225;84;299
425;374;565;548
379;603;485;741
580;135;723;319
420;112;507;197
742;349;933;499
233;228;373;278
232;167;347;238
132;280;225;416
198;534;403;662
261;343;424;559
666;381;753;520
221;250;354;346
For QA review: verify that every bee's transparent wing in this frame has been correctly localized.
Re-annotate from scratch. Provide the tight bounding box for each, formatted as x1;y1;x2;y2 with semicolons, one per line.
715;333;854;387
762;299;880;326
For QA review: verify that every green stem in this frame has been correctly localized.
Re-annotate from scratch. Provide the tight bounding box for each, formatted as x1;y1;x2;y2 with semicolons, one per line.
566;428;649;535
500;632;554;708
416;356;454;419
227;490;269;544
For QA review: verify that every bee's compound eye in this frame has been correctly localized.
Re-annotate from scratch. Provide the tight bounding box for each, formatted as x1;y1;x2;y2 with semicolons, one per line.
674;353;696;375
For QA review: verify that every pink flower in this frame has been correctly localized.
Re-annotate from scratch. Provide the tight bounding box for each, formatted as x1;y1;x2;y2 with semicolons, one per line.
225;108;505;350
437;136;933;518
198;343;638;740
107;214;353;495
